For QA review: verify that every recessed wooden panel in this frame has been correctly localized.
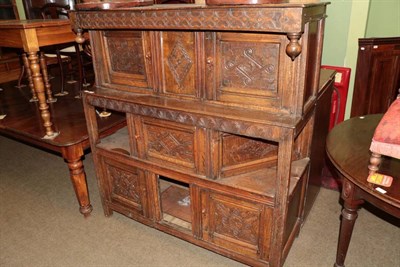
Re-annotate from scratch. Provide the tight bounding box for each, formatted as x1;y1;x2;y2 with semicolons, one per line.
213;132;278;178
103;157;147;214
140;117;206;173
206;32;293;112
100;30;153;90
160;31;197;97
201;191;272;259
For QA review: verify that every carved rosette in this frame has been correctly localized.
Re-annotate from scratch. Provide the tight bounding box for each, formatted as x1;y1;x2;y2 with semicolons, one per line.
341;179;353;200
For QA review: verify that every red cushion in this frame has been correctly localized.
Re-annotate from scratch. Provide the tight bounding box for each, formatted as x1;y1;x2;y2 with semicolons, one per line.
370;98;400;159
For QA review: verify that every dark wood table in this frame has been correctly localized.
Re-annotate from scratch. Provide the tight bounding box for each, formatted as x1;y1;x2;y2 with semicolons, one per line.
0;19;77;139
0;81;125;217
326;114;400;267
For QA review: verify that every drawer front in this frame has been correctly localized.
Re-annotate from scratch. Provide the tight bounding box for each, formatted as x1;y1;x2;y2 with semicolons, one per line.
94;30;154;92
101;156;148;216
139;117;207;175
201;191;272;260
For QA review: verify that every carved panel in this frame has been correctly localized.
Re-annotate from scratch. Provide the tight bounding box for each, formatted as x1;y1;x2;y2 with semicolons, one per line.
220;42;278;91
146;125;194;162
142;118;197;168
213;201;260;245
106;33;146;75
161;31;196;97
97;30;153;91
222;134;278;167
107;164;141;205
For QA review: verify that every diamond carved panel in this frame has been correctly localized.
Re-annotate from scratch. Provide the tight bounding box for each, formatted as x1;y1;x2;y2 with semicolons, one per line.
167;39;193;88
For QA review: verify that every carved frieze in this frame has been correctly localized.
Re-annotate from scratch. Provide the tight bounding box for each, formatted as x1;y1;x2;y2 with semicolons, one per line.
86;95;282;141
73;8;302;33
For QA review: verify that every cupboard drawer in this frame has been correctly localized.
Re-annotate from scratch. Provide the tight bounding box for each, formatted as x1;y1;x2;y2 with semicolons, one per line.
138;117;207;175
201;190;272;260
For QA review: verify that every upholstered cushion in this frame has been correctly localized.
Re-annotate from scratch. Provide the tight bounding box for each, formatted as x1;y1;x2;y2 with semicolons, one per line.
370;98;400;159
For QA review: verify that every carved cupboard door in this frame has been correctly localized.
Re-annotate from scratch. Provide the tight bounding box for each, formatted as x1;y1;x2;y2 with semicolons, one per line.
101;156;149;217
91;30;155;93
201;190;272;260
204;32;295;114
156;31;200;99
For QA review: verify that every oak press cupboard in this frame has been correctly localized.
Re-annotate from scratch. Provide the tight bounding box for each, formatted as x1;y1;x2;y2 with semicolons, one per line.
71;2;331;266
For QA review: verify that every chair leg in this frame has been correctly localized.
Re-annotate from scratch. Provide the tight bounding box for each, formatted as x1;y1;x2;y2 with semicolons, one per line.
368;152;382;174
39;52;57;103
54;50;68;96
17;64;25;88
75;43;84;97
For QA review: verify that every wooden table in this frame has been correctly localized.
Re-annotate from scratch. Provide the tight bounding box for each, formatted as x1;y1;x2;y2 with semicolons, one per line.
0;19;77;139
0;80;125;217
326;114;400;267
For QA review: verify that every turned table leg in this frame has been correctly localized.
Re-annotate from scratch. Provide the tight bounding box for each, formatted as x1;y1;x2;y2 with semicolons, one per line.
21;53;38;102
61;145;93;217
334;179;364;267
39;52;56;103
27;51;58;139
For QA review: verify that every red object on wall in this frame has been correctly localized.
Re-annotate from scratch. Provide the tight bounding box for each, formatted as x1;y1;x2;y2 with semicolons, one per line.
321;65;351;130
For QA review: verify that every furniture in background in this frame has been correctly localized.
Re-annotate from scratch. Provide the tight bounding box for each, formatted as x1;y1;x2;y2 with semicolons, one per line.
0;0;19;19
0;79;125;217
0;19;77;138
0;0;20;84
368;97;400;175
39;3;87;96
22;0;75;19
351;37;400;117
326;114;400;267
0;48;21;84
72;2;330;266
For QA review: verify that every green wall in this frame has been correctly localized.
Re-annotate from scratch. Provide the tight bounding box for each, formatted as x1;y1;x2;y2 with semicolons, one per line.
366;0;400;37
321;0;352;66
322;0;400;119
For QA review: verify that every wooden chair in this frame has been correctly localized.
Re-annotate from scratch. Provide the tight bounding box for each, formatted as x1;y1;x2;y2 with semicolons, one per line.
368;91;400;177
